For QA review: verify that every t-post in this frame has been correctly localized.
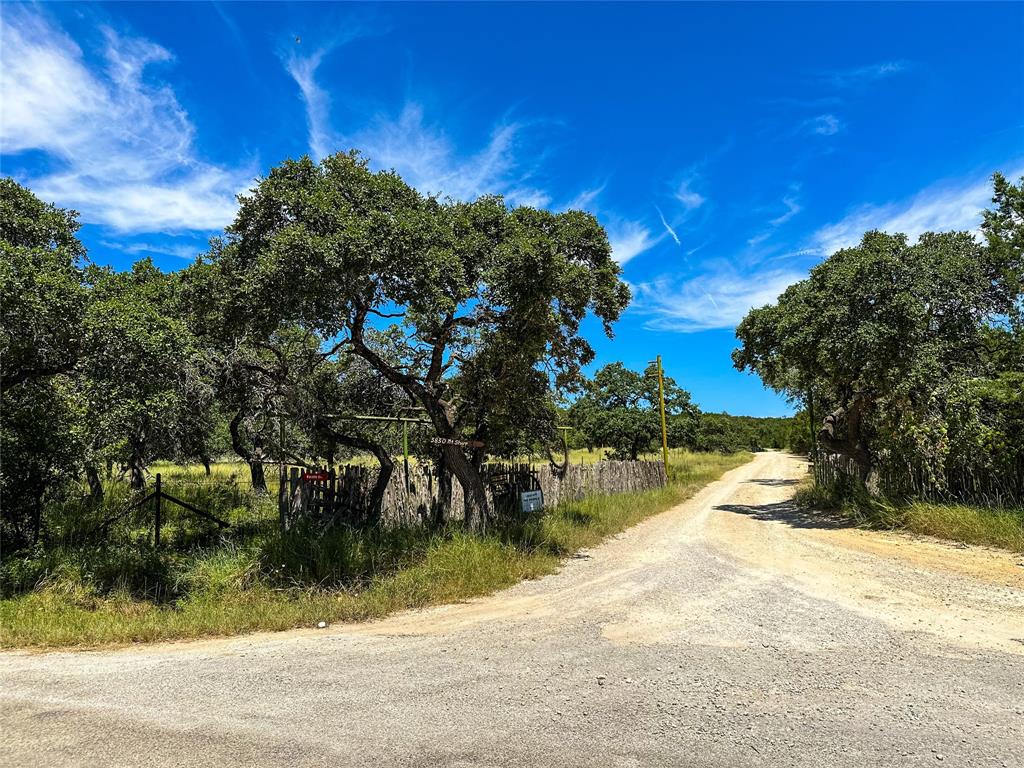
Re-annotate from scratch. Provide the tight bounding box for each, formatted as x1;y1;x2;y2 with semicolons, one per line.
557;425;570;457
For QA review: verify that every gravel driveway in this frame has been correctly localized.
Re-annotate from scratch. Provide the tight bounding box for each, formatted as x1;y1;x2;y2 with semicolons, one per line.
2;451;1022;767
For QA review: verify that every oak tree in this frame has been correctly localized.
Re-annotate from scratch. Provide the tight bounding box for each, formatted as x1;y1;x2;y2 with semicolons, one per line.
212;152;629;529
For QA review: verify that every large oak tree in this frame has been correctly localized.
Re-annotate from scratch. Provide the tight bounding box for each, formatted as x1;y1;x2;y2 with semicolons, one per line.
211;151;629;530
733;174;1023;484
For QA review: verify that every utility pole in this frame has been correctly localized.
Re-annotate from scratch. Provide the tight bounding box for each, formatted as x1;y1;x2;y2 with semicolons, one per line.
656;355;669;474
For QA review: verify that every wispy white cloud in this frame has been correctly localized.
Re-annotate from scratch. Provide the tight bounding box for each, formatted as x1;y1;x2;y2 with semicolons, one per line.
100;239;202;260
824;60;909;89
608;221;661;265
655;205;681;246
769;194;802;226
674;178;706;210
283;46;551;207
564;183;606;212
283;46;334;162
632;268;803;333
806;113;842;136
648;173;706;252
283;39;664;267
0;7;254;232
812;168;1022;256
747;190;802;246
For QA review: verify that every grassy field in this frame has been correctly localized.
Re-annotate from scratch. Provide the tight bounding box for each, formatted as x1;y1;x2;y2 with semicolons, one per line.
0;450;750;649
795;479;1024;552
149;446;693;482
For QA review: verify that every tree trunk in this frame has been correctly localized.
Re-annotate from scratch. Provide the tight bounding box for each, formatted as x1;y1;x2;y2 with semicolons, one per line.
443;444;490;532
818;394;873;483
546;444;569;479
248;460;267;493
128;439;146;491
347;307;490;530
201;455;212;476
314;417;394;525
86;465;104;502
229;411;268;494
250;436;268;493
433;454;453;527
366;456;395;526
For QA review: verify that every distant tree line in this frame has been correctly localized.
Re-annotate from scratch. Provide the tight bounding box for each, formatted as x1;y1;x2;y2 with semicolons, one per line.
565;360;805;459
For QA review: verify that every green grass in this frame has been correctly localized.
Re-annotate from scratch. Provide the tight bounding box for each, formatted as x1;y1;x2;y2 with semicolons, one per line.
150;446;702;479
795;478;1024;552
0;450;750;649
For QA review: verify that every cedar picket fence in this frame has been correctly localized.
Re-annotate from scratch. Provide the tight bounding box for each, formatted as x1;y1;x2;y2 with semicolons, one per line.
810;448;1023;507
279;459;667;529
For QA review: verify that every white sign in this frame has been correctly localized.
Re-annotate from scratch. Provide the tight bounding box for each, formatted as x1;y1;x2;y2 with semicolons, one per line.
520;489;544;513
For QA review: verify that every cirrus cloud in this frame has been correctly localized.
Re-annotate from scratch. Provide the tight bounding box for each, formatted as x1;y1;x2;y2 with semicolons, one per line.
632;267;803;333
812;167;1023;256
0;7;254;233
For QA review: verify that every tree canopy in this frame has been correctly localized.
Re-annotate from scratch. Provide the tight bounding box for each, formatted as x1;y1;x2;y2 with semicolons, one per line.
733;173;1023;490
570;362;697;460
209;151;631;529
0;177;88;390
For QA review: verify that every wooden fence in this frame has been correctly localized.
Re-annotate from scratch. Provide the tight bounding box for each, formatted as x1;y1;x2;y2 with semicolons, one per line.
810;448;1023;507
279;459;667;528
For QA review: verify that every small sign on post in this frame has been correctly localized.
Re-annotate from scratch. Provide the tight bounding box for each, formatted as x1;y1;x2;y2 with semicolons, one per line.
520;489;544;513
431;437;486;449
301;470;329;483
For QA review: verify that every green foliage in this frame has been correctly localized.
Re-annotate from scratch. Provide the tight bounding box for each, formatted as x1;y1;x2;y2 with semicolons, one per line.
79;260;209;487
0;378;84;547
694;412;807;453
1;180;90;547
570;362;698;459
570;362;805;458
0;451;749;647
0;178;88;389
209;151;630;526
734;173;1024;497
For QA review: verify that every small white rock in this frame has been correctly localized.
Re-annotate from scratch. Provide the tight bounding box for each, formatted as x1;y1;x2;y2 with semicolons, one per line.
317;621;328;629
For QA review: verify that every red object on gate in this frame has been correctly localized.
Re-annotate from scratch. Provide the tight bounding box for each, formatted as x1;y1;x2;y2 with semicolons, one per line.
302;471;330;483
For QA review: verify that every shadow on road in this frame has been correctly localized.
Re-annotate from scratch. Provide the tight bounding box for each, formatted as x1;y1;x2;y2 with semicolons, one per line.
715;499;851;530
744;478;800;488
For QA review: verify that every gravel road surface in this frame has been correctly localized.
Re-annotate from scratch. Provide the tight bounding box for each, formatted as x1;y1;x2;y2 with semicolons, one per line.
2;451;1022;767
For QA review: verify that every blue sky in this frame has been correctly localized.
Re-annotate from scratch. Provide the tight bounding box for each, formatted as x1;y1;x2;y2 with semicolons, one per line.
2;2;1022;416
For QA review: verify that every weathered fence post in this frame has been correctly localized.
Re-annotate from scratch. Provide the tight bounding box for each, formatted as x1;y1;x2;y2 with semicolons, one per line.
278;465;287;533
154;472;162;548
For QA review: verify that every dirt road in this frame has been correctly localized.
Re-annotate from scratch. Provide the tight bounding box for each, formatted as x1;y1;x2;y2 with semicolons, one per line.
2;452;1022;767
